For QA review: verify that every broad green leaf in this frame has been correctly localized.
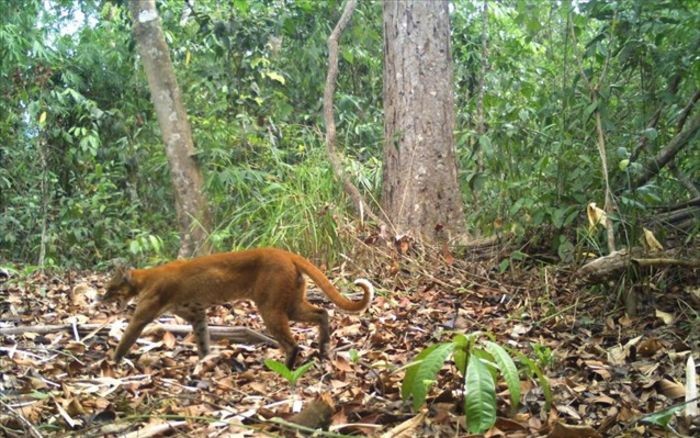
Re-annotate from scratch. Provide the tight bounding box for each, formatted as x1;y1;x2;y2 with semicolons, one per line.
264;359;293;383
478;135;493;157
452;334;468;349
411;342;455;410
148;235;160;252
128;240;140;255
454;348;467;375
465;353;497;434
402;343;454;411
640;405;683;429
233;0;249;14
485;341;520;413
510;251;526;261
401;343;441;400
290;361;314;384
583;101;598;121
264;70;286;85
452;334;469;374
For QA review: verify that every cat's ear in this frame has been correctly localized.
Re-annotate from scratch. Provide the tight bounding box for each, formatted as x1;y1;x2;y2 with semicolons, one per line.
112;261;134;285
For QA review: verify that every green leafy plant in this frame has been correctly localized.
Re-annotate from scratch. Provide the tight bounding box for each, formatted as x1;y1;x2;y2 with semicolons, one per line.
401;333;551;435
531;343;554;369
264;359;314;388
640;405;685;431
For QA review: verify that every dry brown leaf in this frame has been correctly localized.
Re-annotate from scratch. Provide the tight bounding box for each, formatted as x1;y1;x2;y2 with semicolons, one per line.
658;378;685;400
331;406;349;427
587;202;607;231
688;286;700;305
162;331;176;349
66;398;86;417
381;411;426;438
642;228;664;251
72;282;97;307
619;314;634;327
54;398;82;428
584;360;611;380
548;422;602;438
654;309;674;325
588;395;616;405
332;356;353;372
555;404;581;421
494;417;528;433
288;393;335;430
637;337;664;357
609;335;642;365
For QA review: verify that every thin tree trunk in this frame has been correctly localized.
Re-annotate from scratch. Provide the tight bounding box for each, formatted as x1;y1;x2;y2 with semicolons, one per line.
128;0;211;257
595;111;616;253
475;0;488;176
38;137;48;268
323;0;382;226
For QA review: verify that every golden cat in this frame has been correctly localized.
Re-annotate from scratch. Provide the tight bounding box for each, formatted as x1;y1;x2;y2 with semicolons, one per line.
101;248;373;368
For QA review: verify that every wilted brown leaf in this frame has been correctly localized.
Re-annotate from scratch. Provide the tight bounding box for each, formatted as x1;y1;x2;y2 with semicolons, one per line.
548;422;602;438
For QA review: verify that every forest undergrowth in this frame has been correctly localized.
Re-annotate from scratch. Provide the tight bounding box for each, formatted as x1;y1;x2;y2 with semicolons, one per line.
1;233;698;437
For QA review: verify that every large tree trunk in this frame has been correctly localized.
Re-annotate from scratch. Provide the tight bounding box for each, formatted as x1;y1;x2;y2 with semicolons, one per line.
128;0;211;257
381;0;465;243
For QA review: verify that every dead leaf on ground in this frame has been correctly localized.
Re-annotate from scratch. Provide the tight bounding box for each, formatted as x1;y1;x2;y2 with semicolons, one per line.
548;422;602;438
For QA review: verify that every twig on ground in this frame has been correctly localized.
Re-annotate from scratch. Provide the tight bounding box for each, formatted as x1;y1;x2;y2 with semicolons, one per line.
0;398;44;438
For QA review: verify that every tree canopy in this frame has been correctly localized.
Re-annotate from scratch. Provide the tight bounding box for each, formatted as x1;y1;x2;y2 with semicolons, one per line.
1;0;697;266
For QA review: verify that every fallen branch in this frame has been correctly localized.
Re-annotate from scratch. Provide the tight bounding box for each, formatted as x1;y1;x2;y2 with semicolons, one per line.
631;257;700;269
653;196;700;213
577;248;700;281
0;323;278;346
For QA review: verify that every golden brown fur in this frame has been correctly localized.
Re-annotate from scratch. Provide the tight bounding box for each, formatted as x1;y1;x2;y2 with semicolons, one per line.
102;248;373;368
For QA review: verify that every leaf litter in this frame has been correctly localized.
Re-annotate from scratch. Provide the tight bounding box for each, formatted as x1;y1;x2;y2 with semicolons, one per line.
0;245;698;437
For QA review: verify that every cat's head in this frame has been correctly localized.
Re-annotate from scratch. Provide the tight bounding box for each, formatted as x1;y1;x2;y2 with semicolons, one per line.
101;266;139;306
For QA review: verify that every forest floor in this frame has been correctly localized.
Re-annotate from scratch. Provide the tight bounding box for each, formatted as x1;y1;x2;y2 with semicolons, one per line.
1;244;698;437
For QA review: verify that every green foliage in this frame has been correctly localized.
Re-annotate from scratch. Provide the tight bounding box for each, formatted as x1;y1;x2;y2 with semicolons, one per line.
0;0;380;267
263;359;314;388
348;348;361;364
453;0;699;252
401;342;455;411
2;0;697;268
517;354;553;412
464;352;497;434
531;343;555;370
640;405;685;430
484;341;520;414
401;334;548;434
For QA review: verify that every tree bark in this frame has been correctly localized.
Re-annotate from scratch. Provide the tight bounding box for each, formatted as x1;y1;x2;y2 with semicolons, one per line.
128;0;211;257
381;0;466;243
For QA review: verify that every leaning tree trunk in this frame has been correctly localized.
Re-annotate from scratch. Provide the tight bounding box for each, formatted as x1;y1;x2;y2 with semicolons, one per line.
128;0;211;257
381;0;466;243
